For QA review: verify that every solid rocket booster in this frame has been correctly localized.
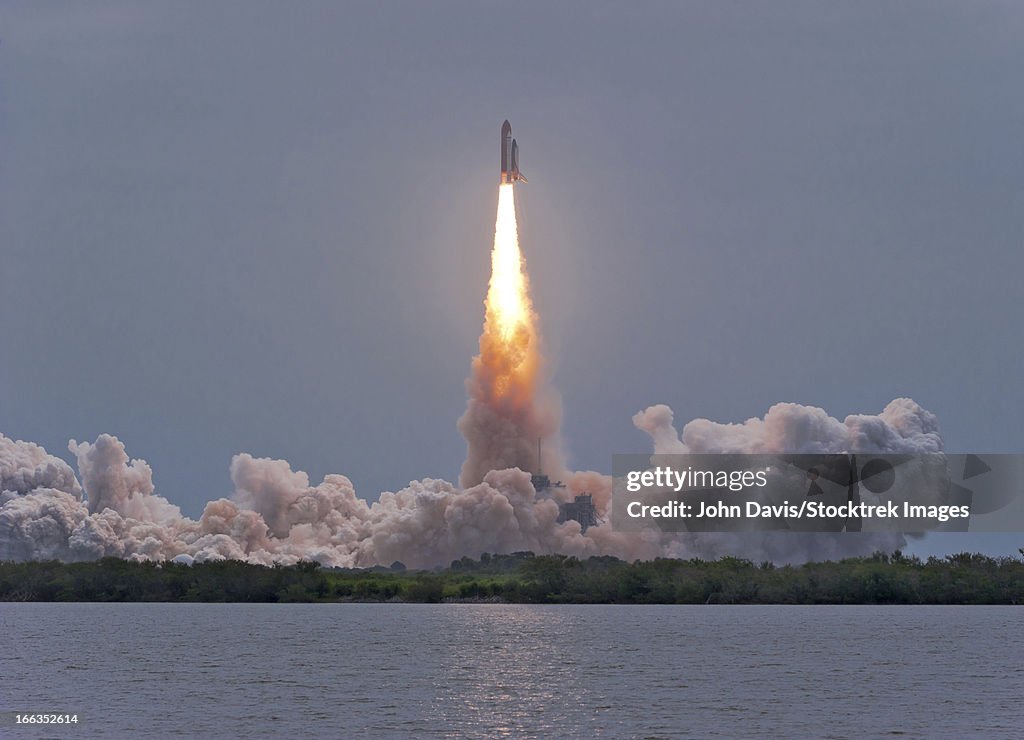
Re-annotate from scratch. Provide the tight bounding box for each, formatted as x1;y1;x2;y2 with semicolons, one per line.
500;120;527;184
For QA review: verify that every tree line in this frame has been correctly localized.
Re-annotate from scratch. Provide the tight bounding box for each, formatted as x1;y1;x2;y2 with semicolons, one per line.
1;550;1022;604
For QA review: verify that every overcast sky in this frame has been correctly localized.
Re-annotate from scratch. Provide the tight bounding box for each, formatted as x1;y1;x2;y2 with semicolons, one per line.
2;2;1022;556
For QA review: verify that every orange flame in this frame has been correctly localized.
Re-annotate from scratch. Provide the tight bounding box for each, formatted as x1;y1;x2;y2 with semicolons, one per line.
458;182;562;488
478;184;539;408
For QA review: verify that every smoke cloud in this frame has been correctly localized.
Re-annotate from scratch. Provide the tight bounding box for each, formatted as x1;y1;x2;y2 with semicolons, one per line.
633;398;942;457
0;397;941;567
1;434;81;499
628;398;948;561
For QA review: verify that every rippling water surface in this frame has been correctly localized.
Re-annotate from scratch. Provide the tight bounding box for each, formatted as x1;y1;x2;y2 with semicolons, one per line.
3;604;1022;738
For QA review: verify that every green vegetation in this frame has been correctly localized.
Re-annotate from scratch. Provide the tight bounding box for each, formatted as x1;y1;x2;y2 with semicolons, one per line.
1;551;1023;604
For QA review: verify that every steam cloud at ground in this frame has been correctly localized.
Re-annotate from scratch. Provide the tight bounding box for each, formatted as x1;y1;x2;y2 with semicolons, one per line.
0;398;940;567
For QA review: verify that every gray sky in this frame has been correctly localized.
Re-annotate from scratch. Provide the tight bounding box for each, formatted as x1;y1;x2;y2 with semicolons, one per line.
2;2;1022;557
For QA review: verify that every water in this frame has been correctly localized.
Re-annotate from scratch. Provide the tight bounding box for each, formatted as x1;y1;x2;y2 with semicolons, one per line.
2;604;1022;738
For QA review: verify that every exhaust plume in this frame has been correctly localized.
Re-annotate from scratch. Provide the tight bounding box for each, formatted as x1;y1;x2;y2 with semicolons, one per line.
458;183;562;488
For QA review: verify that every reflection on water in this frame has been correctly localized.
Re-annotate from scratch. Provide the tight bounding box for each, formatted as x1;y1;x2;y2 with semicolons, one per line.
2;604;1022;738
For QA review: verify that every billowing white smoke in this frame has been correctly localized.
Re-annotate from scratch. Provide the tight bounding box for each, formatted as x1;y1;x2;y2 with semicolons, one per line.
0;397;942;567
634;398;942;457
71;434;181;522
457;384;564;489
0;434;81;498
631;398;944;561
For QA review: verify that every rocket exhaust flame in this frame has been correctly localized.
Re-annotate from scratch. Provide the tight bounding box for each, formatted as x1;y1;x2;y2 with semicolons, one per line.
457;183;563;488
484;184;537;400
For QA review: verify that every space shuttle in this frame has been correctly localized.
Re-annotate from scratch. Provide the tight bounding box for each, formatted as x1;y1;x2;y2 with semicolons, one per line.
500;120;527;184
